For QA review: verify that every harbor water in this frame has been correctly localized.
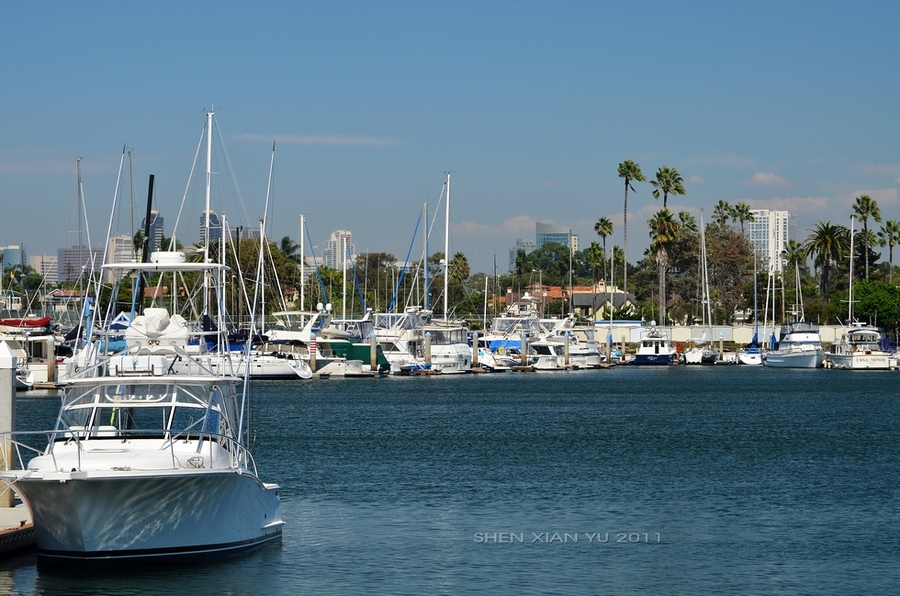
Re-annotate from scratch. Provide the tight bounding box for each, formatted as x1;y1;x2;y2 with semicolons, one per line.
1;366;898;594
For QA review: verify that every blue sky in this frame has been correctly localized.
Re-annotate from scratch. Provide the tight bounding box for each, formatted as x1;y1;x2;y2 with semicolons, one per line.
2;1;899;274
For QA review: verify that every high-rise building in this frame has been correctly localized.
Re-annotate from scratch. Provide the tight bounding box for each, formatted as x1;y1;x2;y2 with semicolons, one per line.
29;254;58;285
200;210;223;244
107;234;138;282
0;245;24;273
141;209;165;251
748;209;798;274
535;222;579;253
322;230;355;270
508;239;537;273
57;245;105;283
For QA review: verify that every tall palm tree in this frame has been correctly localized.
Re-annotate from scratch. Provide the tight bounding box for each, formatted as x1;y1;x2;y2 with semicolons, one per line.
617;160;645;294
878;219;900;282
804;221;848;302
678;211;697;232
852;194;881;280
587;241;604;316
732;202;755;237
649;166;686;210
279;235;302;264
648;209;680;324
594;216;613;283
713;200;733;226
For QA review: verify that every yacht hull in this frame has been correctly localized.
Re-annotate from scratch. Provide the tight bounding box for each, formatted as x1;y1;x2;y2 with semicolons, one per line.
763;349;824;368
11;470;282;565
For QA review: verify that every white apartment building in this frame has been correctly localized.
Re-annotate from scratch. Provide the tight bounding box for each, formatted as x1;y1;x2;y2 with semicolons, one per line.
748;209;798;274
322;230;355;270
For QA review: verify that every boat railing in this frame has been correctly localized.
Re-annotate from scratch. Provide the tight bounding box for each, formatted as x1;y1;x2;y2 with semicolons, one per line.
0;427;258;477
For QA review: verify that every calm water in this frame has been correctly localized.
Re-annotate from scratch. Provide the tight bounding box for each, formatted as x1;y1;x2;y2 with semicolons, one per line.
2;366;899;594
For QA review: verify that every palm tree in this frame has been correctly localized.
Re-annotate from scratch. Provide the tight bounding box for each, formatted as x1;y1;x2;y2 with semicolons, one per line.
618;160;645;294
279;235;302;264
678;211;697;232
804;221;849;302
852;194;881;280
713;200;733;226
587;241;604;316
732;202;755;237
648;209;680;324
649;166;686;210
594;216;613;283
878;219;900;282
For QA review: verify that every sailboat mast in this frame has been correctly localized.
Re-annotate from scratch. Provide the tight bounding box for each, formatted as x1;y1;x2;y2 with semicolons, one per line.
848;216;855;323
300;214;305;312
204;110;213;264
443;172;450;320
423;202;429;312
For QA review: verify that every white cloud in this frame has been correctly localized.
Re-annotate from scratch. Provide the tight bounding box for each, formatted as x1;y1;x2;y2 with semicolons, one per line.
232;133;405;147
740;195;829;214
687;152;758;170
689;175;703;184
745;172;789;187
855;162;900;178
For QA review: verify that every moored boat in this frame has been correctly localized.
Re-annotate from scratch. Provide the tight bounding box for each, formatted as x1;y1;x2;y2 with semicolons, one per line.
762;321;825;368
826;322;890;370
631;328;677;365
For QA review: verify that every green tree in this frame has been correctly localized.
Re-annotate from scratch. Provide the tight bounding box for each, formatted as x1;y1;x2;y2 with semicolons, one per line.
732;202;755;237
804;221;849;302
648;209;680;323
617;160;646;293
279;235;302;264
878;219;900;282
650;166;686;210
594;216;613;283
852;194;881;280
713;200;733;226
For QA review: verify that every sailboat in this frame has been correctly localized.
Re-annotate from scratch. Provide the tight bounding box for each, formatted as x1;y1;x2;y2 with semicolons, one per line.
762;261;824;368
827;217;891;369
0;110;283;565
683;211;718;364
738;241;763;365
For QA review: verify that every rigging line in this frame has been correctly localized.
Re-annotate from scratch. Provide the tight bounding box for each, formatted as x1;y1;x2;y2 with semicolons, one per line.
304;224;329;305
389;209;422;313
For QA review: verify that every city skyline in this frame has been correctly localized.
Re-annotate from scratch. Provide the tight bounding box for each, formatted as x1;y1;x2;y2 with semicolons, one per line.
2;2;898;275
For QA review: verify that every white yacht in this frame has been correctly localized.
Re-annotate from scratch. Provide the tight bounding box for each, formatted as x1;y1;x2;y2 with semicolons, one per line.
762;321;825;368
827;322;890;370
1;255;283;565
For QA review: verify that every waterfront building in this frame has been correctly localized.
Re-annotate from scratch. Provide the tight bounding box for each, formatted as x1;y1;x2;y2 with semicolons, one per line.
200;210;224;244
56;245;105;283
141;209;165;251
748;209;797;274
28;254;58;285
322;230;355;270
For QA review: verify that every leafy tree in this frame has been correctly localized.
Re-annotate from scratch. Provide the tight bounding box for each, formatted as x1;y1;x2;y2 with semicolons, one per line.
713;200;733;226
617;160;646;293
648;209;680;323
594;216;613;282
804;221;849;302
852;194;881;280
878;219;900;282
650;166;686;210
732;202;755;237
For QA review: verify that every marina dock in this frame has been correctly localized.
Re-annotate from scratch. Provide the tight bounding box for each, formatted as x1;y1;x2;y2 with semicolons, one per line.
0;504;34;555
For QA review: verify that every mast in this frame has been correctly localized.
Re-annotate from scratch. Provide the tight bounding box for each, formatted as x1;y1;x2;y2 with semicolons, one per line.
423;202;429;312
848;216;855;323
136;174;154;317
443;172;450;320
342;235;347;320
300;214;305;312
